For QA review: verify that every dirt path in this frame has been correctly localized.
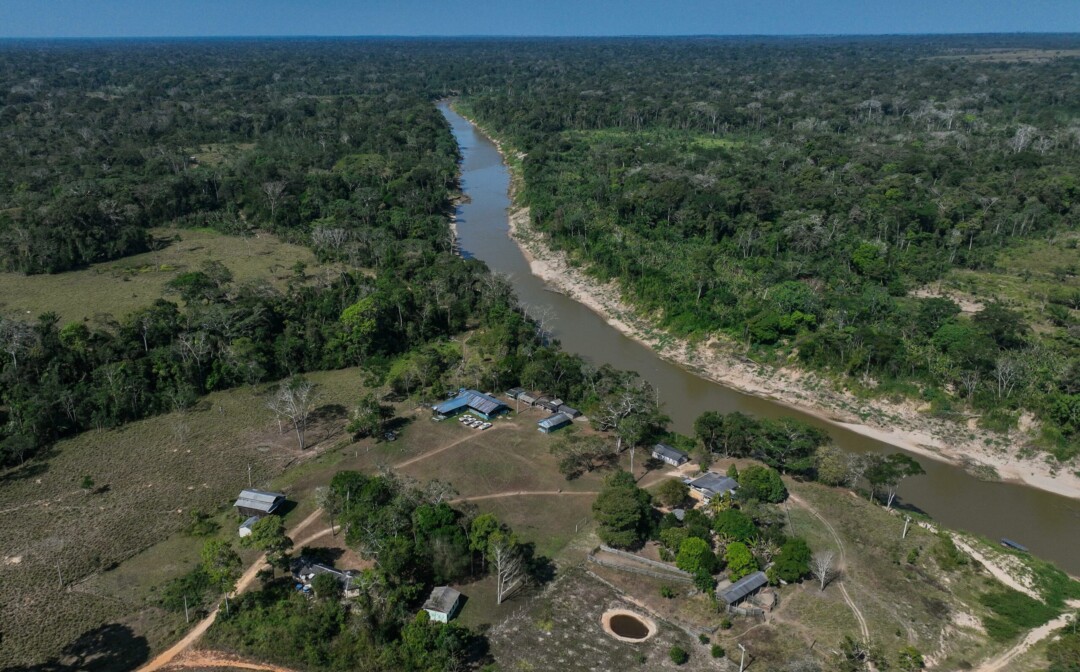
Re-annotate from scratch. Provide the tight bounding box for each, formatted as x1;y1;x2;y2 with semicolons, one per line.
788;493;871;642
952;536;1040;600
164;650;299;672
451;490;598;503
138;508;328;672
393;423;508;469
972;601;1079;672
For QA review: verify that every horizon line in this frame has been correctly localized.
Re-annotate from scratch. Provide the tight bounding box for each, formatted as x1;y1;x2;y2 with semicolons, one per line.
1;31;1079;41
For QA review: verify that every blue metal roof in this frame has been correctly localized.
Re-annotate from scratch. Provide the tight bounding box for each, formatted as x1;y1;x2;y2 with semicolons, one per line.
432;396;470;415
433;389;507;416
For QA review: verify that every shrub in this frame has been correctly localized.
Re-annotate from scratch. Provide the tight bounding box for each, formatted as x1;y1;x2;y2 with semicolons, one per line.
711;644;725;658
719;617;733;630
660;585;676;599
698;633;710;644
669;645;689;665
978;589;1058;642
931;534;967;571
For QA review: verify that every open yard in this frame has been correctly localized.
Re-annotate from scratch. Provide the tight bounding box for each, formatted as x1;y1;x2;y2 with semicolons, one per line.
0;377;616;669
0;227;335;324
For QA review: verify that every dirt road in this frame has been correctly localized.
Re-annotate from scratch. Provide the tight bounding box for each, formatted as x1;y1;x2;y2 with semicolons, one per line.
972;601;1079;672
451;490;598;503
137;508;330;672
787;493;871;642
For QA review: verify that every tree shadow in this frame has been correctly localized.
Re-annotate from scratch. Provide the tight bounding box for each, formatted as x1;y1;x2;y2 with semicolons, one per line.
4;623;150;672
0;460;49;484
521;542;556;587
296;546;345;566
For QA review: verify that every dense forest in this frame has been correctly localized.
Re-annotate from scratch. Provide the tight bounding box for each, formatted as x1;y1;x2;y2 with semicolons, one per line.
455;36;1080;459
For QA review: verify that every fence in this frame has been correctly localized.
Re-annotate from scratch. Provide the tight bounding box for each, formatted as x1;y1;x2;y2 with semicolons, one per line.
587;555;695;584
597;545;693;577
727;604;766;621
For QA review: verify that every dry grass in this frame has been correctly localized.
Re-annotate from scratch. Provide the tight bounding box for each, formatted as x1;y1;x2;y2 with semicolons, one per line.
0;368;365;669
0;227;335;324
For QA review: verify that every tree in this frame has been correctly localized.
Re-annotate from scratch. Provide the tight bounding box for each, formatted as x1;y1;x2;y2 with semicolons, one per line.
771;538;812;583
311;572;342;601
240;515;294;576
346;392;393;438
815;445;850;486
811;550;837;591
725;541;757;580
867;453;926;509
267;376;319;450
1047;621;1080;672
675;537;717;575
656;479;689;507
737;465;787;503
80;475;95;493
713;509;757;542
469;512;500;571
488;531;524;604
592;471;653;549
201;540;242;596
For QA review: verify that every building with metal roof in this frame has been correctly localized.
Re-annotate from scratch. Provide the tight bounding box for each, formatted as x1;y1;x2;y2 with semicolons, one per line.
233;489;286;517
238;515;261;538
537;412;573;434
651;443;690;467
687;473;738;502
718;571;768;606
292;557;361;598
423;586;463;623
557;404;581;418
432;389;509;420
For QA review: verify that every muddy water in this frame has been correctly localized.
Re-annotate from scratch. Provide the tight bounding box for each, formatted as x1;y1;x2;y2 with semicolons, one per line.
438;102;1080;573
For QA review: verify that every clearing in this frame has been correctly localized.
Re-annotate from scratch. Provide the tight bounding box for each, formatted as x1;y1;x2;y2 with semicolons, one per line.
0;227;334;324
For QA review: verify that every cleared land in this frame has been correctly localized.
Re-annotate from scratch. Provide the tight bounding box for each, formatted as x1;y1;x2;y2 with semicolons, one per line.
0;227;333;324
4;369;1071;671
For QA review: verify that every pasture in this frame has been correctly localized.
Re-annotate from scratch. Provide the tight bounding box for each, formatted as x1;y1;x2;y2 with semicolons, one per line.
0;227;332;324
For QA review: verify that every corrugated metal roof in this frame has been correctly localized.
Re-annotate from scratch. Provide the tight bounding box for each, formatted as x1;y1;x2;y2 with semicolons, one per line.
652;443;689;462
688;473;738;496
433;389;507;416
234;489;285;513
718;571;768;604
538;412;572;429
423;586;462;614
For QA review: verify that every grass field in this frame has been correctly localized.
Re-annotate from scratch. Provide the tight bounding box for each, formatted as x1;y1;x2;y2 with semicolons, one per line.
945;234;1080;334
0;367;366;669
0;227;333;324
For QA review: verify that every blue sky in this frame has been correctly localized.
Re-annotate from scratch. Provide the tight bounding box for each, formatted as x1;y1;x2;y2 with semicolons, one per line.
1;1;1077;38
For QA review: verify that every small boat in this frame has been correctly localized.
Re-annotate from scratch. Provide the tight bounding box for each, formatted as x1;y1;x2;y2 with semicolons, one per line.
1000;538;1029;553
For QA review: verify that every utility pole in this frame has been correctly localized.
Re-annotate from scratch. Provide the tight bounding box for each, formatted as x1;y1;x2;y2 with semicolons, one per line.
247;464;252;488
56;560;64;588
224;592;230;616
184;595;190;623
738;643;747;672
902;515;912;540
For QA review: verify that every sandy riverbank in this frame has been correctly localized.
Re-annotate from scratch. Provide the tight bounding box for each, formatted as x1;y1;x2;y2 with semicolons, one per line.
454;105;1080;502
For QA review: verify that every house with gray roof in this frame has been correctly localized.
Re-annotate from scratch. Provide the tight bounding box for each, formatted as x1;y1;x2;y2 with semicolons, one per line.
651;443;690;467
718;571;768;606
538;412;572;434
423;586;463;623
233;489;286;517
686;472;738;502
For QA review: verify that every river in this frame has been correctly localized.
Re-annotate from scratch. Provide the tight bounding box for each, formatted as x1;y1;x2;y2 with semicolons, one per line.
437;102;1080;574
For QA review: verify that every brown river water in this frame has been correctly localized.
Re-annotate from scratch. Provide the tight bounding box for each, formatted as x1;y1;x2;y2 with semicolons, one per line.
438;102;1080;573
